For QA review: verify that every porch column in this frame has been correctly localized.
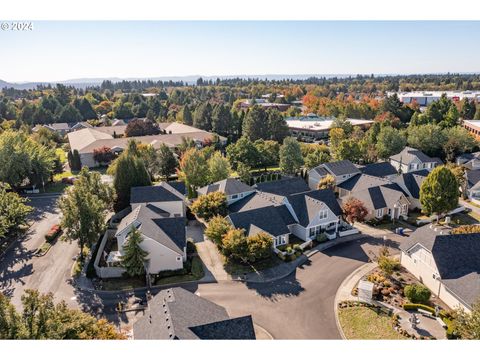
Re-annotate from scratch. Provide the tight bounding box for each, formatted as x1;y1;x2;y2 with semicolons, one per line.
335;221;339;233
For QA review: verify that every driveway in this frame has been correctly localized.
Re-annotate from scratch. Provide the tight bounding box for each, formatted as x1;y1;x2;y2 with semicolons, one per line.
187;220;230;281
0;195;78;309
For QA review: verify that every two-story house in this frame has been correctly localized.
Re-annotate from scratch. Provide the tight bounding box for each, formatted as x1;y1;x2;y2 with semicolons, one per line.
111;183;188;274
308;160;361;189
389;147;439;173
197;178;255;205
400;224;480;313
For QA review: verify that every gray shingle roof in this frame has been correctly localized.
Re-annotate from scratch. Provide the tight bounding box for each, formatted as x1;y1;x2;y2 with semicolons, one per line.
390;146;435;164
311;166;329;177
133;287;255;339
323;160;361;176
227;205;291;237
197;178;254;196
466;169;480;189
401;225;480;308
227;192;277;212
398;169;429;199
131;184;183;204
116;204;186;254
286;189;342;227
254;177;310;197
359;162;398;178
346;183;407;210
337;173;392;192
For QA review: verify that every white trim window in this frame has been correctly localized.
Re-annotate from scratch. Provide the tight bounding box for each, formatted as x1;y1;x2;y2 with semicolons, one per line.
275;235;287;247
402;203;408;214
319;209;328;220
375;208;384;218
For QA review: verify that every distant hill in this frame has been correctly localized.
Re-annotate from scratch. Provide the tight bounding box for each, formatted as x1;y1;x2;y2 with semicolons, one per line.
0;74;355;90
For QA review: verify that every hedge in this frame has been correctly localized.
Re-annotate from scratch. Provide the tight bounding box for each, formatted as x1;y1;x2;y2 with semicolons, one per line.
402;303;435;314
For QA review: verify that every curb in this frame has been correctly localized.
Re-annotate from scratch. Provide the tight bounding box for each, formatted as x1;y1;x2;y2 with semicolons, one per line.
333;261;377;340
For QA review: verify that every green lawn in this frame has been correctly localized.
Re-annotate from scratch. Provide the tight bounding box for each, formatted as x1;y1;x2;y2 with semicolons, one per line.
447;212;480;226
223;255;282;275
44;181;70;193
155;256;205;285
100;277;146;291
338;307;405;340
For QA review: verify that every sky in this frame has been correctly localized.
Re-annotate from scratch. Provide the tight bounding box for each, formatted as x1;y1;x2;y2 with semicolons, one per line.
1;21;479;82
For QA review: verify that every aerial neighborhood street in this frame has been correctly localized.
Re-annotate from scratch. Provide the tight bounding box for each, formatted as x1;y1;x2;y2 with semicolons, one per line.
2;20;480;343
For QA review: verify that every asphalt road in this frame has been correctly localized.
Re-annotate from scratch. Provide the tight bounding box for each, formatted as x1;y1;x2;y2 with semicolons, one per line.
0;195;79;309
75;234;402;339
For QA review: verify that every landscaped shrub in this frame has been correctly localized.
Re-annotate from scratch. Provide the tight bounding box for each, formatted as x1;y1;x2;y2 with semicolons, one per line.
45;224;61;242
186;239;196;255
316;233;327;243
402;303;435;314
404;284;431;304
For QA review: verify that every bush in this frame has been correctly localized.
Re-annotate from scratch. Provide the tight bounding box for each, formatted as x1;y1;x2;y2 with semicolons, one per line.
404;284;431;304
190;192;227;221
402;303;435;314
45;224;61;242
316;233;327;243
186;239;196;255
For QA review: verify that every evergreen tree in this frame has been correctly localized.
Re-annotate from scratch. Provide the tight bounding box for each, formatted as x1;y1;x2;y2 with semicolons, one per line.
279;137;304;175
242;105;269;141
182;105;193;125
420;166;459;216
156;143;178;180
460;99;476;120
193;102;212;131
211;104;232;136
267;109;289;143
120;227;149;277
111;149;152;211
58;104;83;123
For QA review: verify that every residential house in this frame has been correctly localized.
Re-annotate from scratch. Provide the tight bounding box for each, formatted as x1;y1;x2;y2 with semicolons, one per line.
358;162;398;180
337;174;410;220
67;123;226;168
389;147;438;173
457;151;480;170
32;122;73;135
130;182;187;217
110;183;188;274
465;169;480;200
133;287;256;339
308;160;361;189
197;178;255;205
226;177;351;247
391;169;430;210
400;224;480;312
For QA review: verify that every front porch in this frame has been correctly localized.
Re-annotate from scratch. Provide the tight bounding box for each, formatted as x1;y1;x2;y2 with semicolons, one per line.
307;221;359;242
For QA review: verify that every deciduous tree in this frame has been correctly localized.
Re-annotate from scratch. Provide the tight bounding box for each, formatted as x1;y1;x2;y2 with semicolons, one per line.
204;215;233;247
420;166;459;216
342;197;368;224
190;192;227;221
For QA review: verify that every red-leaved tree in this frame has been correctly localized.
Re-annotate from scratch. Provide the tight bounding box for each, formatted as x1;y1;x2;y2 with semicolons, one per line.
342;197;368;224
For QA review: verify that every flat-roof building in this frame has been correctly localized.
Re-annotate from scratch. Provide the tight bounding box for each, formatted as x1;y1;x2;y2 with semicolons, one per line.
387;91;480;106
286;115;374;141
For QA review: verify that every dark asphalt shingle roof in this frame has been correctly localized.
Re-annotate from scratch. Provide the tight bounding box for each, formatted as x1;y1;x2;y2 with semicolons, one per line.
189;316;256;340
116;204;186;254
197;178;254;196
401;225;480;308
311;166;329;177
133;287;255;339
323;160;361;176
398;169;429;199
131;184;183;204
360;162;398;178
466;169;480;189
367;187;387;209
168;181;187;196
254;177;310;197
227;205;291;237
286;189;342;227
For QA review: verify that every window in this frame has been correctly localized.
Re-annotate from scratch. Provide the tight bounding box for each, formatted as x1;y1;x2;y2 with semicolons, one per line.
231;194;238;199
402;204;408;214
319;210;328;220
176;256;182;262
387;208;392;216
275;235;287;247
375;209;384;218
